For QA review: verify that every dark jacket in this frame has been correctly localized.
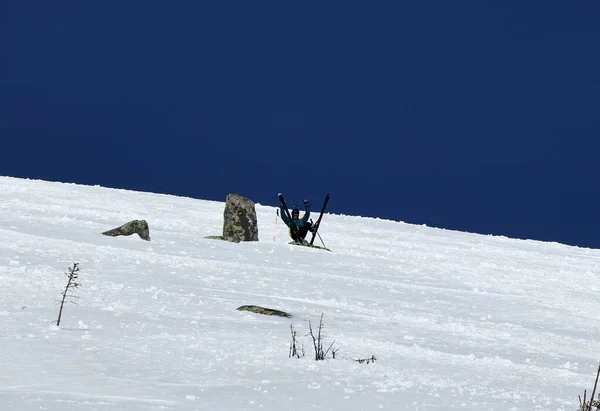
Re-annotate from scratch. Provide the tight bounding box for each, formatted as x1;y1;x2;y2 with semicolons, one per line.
280;204;310;229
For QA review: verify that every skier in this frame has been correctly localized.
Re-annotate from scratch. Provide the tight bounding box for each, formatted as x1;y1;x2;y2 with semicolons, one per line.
280;199;314;241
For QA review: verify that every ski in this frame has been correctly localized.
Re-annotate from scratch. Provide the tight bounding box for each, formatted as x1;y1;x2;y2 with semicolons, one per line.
277;193;306;244
309;193;330;245
287;240;331;251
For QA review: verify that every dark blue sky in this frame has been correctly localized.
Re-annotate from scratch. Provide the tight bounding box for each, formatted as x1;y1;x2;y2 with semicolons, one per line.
2;1;599;248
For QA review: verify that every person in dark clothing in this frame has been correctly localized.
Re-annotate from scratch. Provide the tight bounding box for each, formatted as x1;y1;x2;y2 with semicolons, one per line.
280;200;314;241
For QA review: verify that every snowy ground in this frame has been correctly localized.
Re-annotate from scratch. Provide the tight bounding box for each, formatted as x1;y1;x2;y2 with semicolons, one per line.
1;176;599;411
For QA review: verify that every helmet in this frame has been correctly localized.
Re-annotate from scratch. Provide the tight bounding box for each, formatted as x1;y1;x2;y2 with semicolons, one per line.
291;206;300;218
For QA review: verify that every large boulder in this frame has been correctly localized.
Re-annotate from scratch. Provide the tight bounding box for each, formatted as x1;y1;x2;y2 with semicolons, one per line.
102;220;150;241
206;193;259;243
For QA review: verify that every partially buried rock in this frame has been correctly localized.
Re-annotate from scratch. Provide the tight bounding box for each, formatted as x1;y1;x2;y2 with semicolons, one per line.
236;305;290;318
102;220;151;241
206;193;259;243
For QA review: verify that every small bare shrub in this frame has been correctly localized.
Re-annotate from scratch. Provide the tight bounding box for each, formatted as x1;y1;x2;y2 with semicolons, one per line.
288;314;338;361
355;355;377;364
55;263;81;327
289;324;305;359
308;313;337;361
579;362;600;411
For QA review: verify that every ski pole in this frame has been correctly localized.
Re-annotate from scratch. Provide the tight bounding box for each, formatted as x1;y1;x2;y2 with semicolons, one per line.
317;231;327;249
310;218;327;248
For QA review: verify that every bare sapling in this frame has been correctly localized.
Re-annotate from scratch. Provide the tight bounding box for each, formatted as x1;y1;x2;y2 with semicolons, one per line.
289;324;304;359
579;362;600;411
55;263;81;327
308;313;337;361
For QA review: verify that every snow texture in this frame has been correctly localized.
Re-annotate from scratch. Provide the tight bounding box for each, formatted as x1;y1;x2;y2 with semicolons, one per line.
1;176;599;410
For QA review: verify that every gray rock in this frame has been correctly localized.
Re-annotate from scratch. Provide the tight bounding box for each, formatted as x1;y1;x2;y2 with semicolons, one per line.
206;193;259;243
102;220;150;241
236;305;290;318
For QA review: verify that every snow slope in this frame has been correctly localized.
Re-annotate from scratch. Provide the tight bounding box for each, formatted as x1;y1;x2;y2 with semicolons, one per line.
1;176;599;411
